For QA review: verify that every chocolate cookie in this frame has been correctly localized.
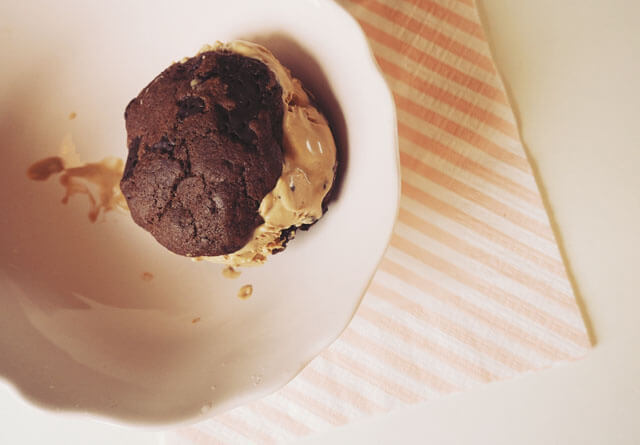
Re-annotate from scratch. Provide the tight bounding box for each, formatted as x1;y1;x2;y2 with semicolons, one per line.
120;51;284;256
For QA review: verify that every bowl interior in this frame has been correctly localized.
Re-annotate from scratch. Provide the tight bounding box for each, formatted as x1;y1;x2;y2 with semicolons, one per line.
0;0;398;425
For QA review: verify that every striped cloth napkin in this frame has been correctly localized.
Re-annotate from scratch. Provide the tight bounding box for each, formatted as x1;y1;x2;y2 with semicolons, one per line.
170;0;590;443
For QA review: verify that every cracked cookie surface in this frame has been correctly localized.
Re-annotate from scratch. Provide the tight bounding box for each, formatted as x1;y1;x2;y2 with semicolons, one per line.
120;51;284;256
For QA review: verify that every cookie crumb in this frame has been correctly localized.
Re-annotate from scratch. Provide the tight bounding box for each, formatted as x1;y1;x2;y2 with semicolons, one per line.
192;317;201;324
68;112;77;120
141;272;154;281
237;284;253;300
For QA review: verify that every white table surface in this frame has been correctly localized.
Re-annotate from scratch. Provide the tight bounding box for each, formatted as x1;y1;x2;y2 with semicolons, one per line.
2;1;639;444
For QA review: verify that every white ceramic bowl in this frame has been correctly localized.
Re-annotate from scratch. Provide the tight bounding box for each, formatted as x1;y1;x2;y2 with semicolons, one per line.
0;0;399;426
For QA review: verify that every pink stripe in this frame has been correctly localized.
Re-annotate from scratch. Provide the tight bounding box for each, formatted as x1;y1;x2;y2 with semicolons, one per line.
214;412;277;444
401;0;486;40
401;180;567;278
379;258;572;360
278;386;350;426
349;0;496;73
299;366;384;414
398;208;576;308
395;93;532;173
390;233;588;347
248;400;312;437
341;328;459;393
354;19;509;104
357;303;498;381
367;280;533;371
399;146;553;244
398;124;549;217
176;428;225;445
376;55;518;139
321;349;423;403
